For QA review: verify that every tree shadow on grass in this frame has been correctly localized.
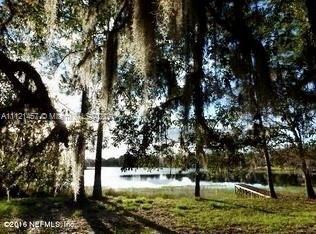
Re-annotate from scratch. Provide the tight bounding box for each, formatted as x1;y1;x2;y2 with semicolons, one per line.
197;198;276;214
72;198;177;234
1;197;177;233
1;197;69;232
78;200;141;233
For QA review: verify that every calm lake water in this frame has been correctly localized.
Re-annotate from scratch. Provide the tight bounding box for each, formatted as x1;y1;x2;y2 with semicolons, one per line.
84;167;287;189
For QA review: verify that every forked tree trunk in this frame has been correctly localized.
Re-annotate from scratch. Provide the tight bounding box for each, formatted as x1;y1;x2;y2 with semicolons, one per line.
93;113;103;199
298;144;316;199
302;161;316;199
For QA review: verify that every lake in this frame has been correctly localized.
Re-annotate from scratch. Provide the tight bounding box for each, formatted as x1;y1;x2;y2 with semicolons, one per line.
84;167;239;189
84;167;314;189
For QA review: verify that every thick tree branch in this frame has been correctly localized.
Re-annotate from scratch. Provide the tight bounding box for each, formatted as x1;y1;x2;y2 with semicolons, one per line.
0;0;15;35
0;52;69;148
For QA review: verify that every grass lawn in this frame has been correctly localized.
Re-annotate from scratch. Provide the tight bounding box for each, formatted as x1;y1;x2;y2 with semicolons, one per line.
0;187;315;233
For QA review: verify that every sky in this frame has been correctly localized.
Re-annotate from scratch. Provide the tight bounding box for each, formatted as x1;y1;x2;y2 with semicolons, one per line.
31;58;129;159
0;0;120;159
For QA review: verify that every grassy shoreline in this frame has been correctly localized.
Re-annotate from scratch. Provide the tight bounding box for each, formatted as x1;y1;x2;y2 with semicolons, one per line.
1;187;315;233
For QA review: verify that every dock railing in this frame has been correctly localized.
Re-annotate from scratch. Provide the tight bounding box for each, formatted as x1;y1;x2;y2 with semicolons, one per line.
235;183;271;198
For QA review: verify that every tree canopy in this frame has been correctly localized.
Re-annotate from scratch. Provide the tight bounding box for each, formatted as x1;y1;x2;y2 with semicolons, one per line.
1;0;316;199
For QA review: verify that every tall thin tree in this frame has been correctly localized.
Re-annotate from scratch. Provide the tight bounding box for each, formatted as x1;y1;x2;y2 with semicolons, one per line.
93;109;104;199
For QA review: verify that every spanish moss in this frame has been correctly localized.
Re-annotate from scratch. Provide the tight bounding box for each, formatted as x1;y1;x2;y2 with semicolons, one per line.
44;0;58;29
158;0;183;39
132;0;157;78
102;32;118;111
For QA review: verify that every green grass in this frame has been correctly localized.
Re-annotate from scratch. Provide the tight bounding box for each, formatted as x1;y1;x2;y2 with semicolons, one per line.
0;197;66;217
255;166;301;174
0;187;315;233
104;187;316;233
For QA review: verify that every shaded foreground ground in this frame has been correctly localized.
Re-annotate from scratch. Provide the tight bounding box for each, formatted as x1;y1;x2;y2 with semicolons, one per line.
0;188;316;233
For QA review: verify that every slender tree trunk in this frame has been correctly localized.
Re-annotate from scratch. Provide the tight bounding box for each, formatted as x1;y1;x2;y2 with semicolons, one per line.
262;145;277;198
93;113;103;199
256;114;277;199
169;162;172;176
77;134;86;202
76;88;89;203
189;0;206;198
298;144;316;199
54;187;58;197
195;159;201;197
6;187;10;202
194;125;204;198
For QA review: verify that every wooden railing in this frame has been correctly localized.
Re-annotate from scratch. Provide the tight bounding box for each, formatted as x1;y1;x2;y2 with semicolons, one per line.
235;183;271;198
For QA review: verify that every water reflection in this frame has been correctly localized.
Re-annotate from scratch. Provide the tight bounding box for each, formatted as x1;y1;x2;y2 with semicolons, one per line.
84;167;315;189
121;174;161;181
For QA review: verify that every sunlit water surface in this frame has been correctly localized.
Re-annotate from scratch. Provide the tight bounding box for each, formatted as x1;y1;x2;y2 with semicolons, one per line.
84;167;266;189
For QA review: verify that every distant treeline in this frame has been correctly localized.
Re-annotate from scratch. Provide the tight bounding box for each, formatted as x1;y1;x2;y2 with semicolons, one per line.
85;156;124;167
85;155;182;168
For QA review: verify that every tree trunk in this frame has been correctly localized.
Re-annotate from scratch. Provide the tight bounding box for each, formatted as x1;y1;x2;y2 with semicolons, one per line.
298;144;316;199
93;113;103;199
6;187;10;202
195;159;201;197
255;113;277;199
77;134;86;203
76;88;89;203
189;0;206;198
262;145;277;199
169;164;172;176
302;160;316;199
